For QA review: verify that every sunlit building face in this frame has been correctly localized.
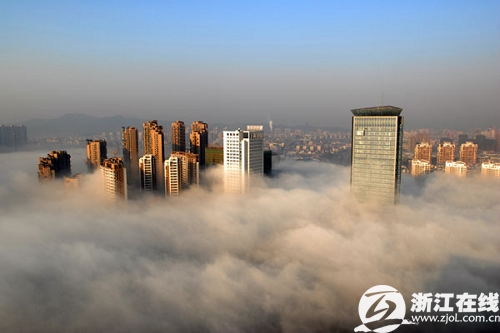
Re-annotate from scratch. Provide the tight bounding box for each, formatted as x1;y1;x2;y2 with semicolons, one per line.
350;106;404;204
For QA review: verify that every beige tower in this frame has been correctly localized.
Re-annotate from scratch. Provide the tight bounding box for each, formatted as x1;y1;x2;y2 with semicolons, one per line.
459;141;478;166
86;139;107;172
437;142;455;166
38;150;71;181
143;121;165;192
170;152;199;187
414;142;432;163
171;120;186;153
100;157;127;201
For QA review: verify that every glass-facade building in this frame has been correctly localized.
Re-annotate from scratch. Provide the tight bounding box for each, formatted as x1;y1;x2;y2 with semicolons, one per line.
350;106;404;204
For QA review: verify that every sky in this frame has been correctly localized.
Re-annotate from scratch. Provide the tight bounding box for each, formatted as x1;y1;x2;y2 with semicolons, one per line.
0;150;499;332
1;1;499;128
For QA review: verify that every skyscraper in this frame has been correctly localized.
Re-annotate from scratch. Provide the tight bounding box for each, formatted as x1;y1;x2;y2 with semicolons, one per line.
143;120;165;192
122;127;139;187
350;106;404;204
170;152;199;187
459;141;478;166
165;156;182;196
86;139;107;172
190;121;208;167
414;142;432;163
223;126;264;194
100;157;127;201
437;142;455;166
139;154;156;192
0;124;27;148
38;150;71;181
171;120;186;153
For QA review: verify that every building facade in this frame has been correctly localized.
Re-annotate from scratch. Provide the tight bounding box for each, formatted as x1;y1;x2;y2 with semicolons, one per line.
0;124;27;148
459;141;478;166
190;121;208;167
100;158;127;201
165;156;182;196
414;142;432;163
171;120;186;153
170;152;199;187
437;142;455;166
445;161;467;177
223;126;264;194
350;106;404;204
86;139;107;172
411;159;432;177
122;127;139;187
481;162;500;178
38;150;71;181
139;154;156;192
143;120;165;192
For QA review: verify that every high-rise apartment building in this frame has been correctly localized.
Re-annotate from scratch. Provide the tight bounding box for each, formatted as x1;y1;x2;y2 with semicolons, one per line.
350;106;404;204
143;120;165;192
481;162;500;178
122;127;139;187
445;161;467;177
38;150;71;181
459;141;478;166
411;160;432;177
100;158;127;201
86;139;107;172
170;152;199;187
437;142;455;166
190;121;208;167
165;156;182;196
414;142;432;163
223;126;264;194
0;124;28;148
139;154;156;192
171;120;186;153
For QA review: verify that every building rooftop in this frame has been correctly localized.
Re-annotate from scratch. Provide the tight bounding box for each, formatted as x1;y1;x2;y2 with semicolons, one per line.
351;105;403;116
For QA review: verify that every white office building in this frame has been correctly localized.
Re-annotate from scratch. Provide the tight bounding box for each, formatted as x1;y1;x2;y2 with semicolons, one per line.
223;126;264;193
165;156;182;196
139;154;156;192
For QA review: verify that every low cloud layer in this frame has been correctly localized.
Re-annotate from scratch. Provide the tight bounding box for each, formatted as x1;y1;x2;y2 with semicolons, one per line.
0;152;499;332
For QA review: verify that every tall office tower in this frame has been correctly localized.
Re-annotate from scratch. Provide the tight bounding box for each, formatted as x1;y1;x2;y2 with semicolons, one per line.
139;154;156;192
350;106;404;204
170;152;199;187
414;142;432;163
100;158;127;201
143;120;165;192
171;120;186;153
436;142;455;166
445;161;467;177
223;126;264;194
411;160;432;177
459;141;478;166
86;139;107;172
122;127;139;187
481;162;500;178
38;150;71;181
165;156;183;196
190;121;208;167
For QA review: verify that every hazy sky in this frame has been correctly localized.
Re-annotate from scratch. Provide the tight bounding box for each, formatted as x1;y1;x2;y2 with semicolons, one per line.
1;1;499;128
0;150;499;332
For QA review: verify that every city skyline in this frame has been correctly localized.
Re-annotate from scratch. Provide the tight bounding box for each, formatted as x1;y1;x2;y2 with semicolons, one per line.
1;1;499;129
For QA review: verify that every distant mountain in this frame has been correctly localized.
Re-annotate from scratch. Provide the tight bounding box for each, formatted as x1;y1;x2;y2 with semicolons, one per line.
24;113;147;138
